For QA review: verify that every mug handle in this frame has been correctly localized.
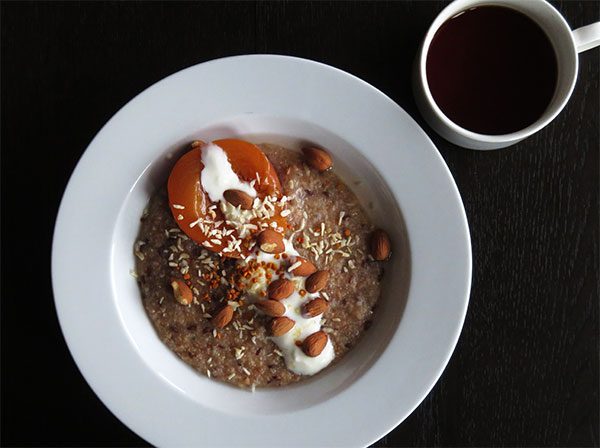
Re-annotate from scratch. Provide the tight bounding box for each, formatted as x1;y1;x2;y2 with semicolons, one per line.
573;22;600;53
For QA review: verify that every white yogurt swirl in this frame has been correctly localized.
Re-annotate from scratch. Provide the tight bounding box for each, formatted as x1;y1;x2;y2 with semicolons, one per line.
253;240;334;375
200;142;257;203
199;141;334;375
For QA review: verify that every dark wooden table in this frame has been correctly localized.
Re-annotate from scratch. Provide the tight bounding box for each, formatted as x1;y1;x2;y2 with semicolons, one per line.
2;1;598;446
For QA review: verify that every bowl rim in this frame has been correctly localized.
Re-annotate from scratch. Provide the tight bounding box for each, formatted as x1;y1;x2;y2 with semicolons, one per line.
51;54;472;447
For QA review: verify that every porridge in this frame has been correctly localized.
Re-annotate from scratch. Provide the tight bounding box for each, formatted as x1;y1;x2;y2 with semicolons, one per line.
133;139;391;388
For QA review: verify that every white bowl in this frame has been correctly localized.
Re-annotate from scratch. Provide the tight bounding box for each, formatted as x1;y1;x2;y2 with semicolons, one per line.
52;55;471;447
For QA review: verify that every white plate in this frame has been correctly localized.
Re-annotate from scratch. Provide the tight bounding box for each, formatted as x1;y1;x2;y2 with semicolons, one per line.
52;55;471;447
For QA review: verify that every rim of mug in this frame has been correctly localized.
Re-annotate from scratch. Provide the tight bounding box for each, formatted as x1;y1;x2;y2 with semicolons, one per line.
417;0;579;144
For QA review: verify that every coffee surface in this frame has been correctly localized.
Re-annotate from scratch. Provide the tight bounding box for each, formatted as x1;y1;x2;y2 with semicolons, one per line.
426;6;558;135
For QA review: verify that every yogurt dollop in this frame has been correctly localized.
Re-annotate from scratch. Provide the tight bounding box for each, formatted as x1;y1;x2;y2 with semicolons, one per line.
200;142;257;203
200;141;335;375
254;240;335;375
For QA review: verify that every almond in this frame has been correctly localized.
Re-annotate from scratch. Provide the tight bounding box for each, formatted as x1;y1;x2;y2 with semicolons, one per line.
212;305;234;328
302;331;328;357
223;189;254;210
269;317;295;337
170;278;193;305
289;256;317;276
370;229;391;261
256;299;285;317
267;278;295;300
257;229;285;254
305;270;328;293
302;147;332;171
303;297;329;317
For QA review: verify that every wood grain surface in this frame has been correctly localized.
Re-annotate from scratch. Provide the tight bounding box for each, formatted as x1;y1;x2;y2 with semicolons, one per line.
1;1;598;446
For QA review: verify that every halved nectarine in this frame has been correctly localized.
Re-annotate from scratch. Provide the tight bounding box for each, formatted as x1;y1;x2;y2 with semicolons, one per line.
167;139;286;258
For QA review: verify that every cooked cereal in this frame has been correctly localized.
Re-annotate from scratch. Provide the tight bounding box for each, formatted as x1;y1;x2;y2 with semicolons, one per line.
134;143;384;387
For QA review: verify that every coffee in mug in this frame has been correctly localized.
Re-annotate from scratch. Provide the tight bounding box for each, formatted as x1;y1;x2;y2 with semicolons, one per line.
426;5;558;135
412;0;600;150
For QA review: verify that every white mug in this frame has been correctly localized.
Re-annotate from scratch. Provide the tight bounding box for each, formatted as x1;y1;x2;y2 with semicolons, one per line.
413;0;600;150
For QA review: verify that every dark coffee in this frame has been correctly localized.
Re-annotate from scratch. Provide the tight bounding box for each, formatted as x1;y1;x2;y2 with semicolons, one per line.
426;6;558;135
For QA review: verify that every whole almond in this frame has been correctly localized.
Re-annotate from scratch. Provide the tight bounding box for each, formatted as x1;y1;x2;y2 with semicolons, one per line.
302;147;332;171
269;317;295;337
370;229;391;261
223;189;254;210
267;278;295;300
256;299;285;317
289;256;317;276
170;278;193;305
302;331;328;357
305;270;328;293
303;297;329;318
212;305;234;328
257;229;285;254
